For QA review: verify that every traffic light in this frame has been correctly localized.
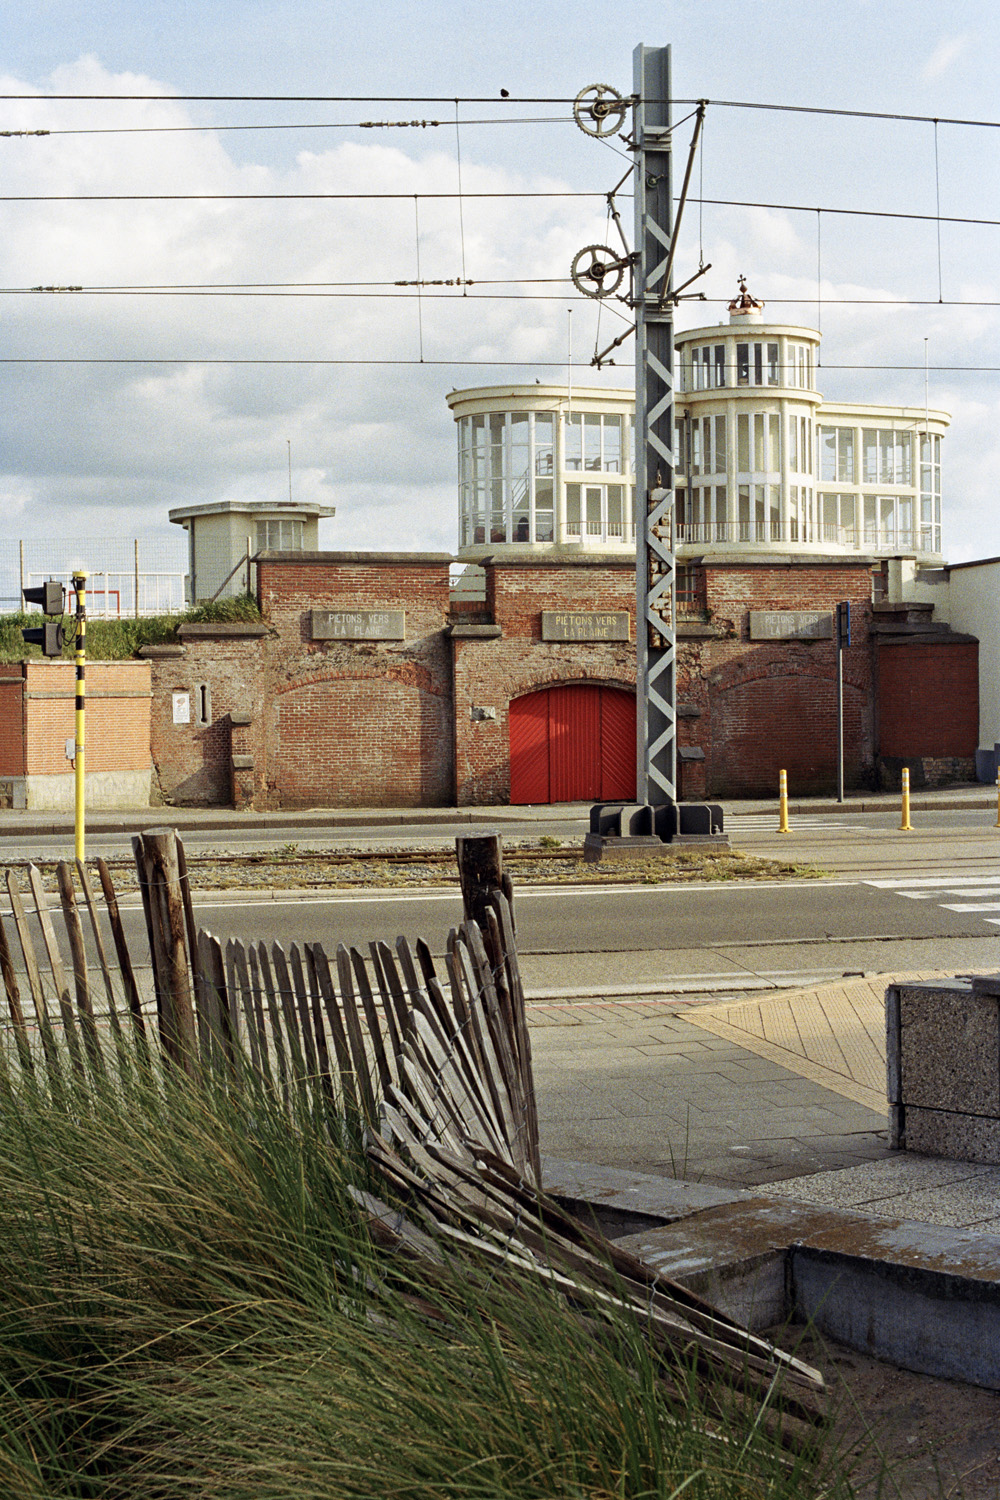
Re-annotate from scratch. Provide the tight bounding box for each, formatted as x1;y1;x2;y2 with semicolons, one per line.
836;600;851;649
22;580;66;657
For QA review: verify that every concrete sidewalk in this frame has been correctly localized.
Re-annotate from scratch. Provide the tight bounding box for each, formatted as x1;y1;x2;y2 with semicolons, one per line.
0;780;994;838
534;973;1000;1385
530;970;1000;1229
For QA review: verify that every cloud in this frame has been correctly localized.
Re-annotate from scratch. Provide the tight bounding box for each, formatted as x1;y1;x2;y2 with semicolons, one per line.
921;34;969;81
2;53;999;575
0;57;615;556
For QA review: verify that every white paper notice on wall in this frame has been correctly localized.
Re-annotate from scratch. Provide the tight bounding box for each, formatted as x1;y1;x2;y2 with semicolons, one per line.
172;692;191;725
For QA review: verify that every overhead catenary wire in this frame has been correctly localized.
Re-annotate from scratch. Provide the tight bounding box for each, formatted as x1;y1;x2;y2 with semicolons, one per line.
3;188;998;238
0;115;573;137
0;357;995;371
4;90;1000;130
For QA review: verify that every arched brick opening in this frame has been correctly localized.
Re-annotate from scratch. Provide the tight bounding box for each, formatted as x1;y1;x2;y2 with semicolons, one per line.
509;683;635;804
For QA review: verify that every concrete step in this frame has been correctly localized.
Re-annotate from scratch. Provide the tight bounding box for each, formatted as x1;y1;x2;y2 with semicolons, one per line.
544;1156;1000;1389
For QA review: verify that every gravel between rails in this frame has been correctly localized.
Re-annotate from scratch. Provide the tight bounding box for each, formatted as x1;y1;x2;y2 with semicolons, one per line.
15;843;826;894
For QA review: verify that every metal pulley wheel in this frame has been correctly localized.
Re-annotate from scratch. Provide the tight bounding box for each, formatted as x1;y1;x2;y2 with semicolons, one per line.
570;245;625;299
573;84;627;138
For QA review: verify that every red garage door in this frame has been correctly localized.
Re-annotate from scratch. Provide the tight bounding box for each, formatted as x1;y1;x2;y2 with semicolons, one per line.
509;684;635;804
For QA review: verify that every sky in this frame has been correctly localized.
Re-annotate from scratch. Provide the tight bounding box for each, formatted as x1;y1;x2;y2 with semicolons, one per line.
1;0;999;590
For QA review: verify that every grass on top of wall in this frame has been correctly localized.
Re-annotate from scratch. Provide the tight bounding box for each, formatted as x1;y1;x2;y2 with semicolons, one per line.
0;592;262;662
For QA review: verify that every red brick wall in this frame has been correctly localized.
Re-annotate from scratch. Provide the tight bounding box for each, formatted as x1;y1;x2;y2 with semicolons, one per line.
260;554;453;809
453;560;636;804
145;552;980;808
878;642;979;758
0;670;24;776
679;563;875;797
147;630;267;806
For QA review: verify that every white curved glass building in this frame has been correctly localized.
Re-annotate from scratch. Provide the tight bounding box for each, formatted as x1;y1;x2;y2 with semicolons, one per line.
446;285;948;564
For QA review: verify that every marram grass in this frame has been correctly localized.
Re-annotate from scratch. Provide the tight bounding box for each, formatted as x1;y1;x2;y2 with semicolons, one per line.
0;1060;885;1499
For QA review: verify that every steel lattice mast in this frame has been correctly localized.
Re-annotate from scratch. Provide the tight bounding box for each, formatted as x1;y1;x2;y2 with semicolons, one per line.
633;44;676;806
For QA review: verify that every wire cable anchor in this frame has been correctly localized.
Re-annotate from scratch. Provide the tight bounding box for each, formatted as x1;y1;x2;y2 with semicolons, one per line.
570;244;627;299
573;84;628;138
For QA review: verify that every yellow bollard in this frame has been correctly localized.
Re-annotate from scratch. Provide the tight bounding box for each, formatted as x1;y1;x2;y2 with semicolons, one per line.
900;767;913;831
778;768;790;833
995;771;1000;828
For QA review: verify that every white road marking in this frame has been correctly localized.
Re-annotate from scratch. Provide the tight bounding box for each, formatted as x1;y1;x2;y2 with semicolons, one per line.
867;875;1000;888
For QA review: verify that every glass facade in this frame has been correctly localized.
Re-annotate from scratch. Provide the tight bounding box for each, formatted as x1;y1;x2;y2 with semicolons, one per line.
457;405;633;547
451;355;946;561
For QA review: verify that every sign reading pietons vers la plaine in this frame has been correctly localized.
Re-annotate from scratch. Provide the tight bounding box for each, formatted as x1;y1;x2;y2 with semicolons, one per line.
310;609;405;641
749;610;833;641
541;611;630;642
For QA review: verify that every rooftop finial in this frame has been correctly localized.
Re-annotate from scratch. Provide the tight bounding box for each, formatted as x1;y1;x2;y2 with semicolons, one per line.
728;275;764;314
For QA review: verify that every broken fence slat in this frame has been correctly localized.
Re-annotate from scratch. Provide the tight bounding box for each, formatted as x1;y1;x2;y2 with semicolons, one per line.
454;926;527;1172
0;895;33;1074
255;942;290;1099
55;864;106;1081
335;942;378;1125
227;940;260;1075
462;915;535;1178
244;944;273;1085
288;944;320;1081
28;865;85;1081
489;892;541;1183
368;941;403;1075
96;858;147;1042
373;940;413;1061
445;938;511;1160
418;968;508;1151
349;946;394;1097
309;943;357;1117
6;871;63;1089
302;945;336;1105
269;945;307;1086
75;860;127;1047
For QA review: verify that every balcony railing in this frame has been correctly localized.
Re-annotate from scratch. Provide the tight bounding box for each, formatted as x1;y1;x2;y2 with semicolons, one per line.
675;522;938;554
563;521;637;542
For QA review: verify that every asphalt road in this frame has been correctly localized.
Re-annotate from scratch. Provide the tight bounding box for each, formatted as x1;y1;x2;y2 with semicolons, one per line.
5;809;999;997
115;869;997;998
169;878;990;952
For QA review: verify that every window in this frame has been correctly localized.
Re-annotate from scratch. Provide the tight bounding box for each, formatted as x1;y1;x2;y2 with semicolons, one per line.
565;412;623;472
676;564;707;616
863;429;913;485
818;493;859;545
819;426;855;484
565;483;627;540
920;432;942;552
256;519;303;551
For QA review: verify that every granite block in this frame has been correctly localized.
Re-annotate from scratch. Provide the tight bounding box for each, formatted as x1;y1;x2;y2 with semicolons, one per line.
904;1105;1000;1164
899;981;999;1116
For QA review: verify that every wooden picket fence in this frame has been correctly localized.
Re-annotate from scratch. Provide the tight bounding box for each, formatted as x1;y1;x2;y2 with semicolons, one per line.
0;826;827;1446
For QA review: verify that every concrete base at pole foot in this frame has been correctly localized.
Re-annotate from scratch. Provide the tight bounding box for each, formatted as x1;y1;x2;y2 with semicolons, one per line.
585;801;729;860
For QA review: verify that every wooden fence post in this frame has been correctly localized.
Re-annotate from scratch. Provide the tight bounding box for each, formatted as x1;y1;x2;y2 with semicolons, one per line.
456;831;514;944
134;828;199;1076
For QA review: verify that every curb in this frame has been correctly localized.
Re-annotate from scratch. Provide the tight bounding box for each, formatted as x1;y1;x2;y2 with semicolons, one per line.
0;788;993;839
543;1157;1000;1390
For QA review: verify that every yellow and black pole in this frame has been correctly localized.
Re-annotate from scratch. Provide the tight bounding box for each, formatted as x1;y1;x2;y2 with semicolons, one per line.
72;570;86;862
